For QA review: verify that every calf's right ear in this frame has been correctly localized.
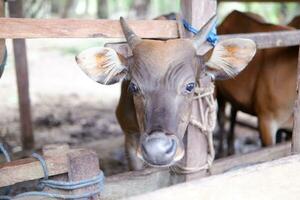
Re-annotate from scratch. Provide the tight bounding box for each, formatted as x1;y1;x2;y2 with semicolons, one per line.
75;47;128;85
205;38;256;80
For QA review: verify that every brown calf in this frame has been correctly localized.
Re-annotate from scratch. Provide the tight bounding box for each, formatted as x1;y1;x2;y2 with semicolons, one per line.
75;16;256;170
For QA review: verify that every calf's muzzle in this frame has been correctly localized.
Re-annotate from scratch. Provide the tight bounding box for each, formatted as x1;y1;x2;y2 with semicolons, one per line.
141;132;178;166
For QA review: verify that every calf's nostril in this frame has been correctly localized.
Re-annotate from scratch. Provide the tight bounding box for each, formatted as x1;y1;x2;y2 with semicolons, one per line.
141;136;177;166
165;139;176;154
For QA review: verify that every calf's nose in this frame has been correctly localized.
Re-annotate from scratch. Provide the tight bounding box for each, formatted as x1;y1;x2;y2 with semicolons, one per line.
141;132;177;166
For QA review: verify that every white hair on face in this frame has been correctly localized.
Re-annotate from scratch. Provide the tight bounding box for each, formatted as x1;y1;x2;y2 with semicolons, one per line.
206;38;256;77
76;47;126;84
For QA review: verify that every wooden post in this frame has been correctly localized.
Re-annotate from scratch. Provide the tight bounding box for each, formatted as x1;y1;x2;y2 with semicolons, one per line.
0;0;5;72
292;46;300;154
177;0;217;181
8;0;34;150
42;144;70;196
180;0;216;38
68;149;101;200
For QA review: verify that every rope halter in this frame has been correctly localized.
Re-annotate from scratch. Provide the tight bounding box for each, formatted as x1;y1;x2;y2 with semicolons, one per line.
170;79;216;174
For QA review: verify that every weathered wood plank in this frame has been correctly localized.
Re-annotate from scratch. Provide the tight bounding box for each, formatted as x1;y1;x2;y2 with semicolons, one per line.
106;30;300;58
103;168;170;200
8;0;34;150
0;17;299;48
0;142;291;197
0;18;178;39
211;142;291;174
0;150;70;188
68;149;101;200
102;142;291;200
292;45;300;154
180;0;216;38
220;30;300;49
126;154;300;200
175;0;217;182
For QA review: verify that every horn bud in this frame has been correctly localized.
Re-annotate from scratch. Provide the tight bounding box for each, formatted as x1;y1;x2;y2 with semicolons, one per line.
192;15;217;51
120;17;142;49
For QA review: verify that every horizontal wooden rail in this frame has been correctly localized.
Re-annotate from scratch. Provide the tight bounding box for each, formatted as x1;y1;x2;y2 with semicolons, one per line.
0;145;71;188
1;18;300;47
220;30;300;49
106;30;300;58
127;155;300;200
0;142;291;198
0;18;178;39
104;142;291;199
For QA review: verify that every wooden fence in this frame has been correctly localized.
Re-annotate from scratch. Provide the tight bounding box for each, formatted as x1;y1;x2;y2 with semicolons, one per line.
1;0;300;199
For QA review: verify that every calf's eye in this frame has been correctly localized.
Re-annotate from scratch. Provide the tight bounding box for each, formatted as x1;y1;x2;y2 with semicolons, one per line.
129;82;139;94
185;82;195;93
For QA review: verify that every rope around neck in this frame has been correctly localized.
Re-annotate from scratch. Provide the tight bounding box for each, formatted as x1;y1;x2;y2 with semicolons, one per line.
170;82;216;174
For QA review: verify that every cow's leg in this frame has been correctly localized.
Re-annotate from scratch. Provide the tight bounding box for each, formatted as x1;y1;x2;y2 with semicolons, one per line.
216;97;226;157
258;116;278;146
125;133;144;170
228;107;237;155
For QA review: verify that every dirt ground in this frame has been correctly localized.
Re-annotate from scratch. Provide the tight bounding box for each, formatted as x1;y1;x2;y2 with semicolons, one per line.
0;38;262;178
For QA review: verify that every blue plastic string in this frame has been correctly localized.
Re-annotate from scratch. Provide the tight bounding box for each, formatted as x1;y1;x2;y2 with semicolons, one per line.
182;19;218;46
0;143;12;196
0;151;105;200
32;153;49;180
0;47;7;78
0;143;11;162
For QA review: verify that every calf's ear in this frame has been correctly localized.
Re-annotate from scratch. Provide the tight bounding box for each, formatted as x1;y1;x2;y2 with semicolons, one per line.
205;38;256;80
75;47;128;85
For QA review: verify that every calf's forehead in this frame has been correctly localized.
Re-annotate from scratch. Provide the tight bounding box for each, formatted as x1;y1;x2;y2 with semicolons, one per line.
131;39;197;76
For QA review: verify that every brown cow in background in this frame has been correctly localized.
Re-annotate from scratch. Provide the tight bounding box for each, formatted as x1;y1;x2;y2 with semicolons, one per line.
288;15;300;29
216;10;299;155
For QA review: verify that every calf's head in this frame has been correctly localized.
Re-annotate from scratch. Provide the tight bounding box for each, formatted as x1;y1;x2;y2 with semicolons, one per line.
75;17;256;167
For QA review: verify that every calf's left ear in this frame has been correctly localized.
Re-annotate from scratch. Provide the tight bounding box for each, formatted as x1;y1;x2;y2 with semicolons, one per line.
205;38;256;80
75;47;128;85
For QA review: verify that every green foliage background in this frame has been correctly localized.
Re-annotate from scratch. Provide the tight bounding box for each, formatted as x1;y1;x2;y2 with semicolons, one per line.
21;0;300;24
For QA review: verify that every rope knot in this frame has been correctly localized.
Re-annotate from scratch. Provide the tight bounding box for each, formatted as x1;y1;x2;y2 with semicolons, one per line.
171;81;216;174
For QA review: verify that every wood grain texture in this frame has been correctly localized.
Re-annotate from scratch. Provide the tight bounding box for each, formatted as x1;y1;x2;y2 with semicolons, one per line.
105;30;300;58
292;46;300;154
176;0;217;182
0;142;290;197
126;154;300;200
0;18;178;39
221;30;300;49
180;0;217;38
0;150;70;188
68;149;101;200
0;18;299;44
42;144;70;197
102;142;291;200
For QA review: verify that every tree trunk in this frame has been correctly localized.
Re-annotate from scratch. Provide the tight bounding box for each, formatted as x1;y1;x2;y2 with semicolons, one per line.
131;0;150;19
97;0;108;19
61;0;76;18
